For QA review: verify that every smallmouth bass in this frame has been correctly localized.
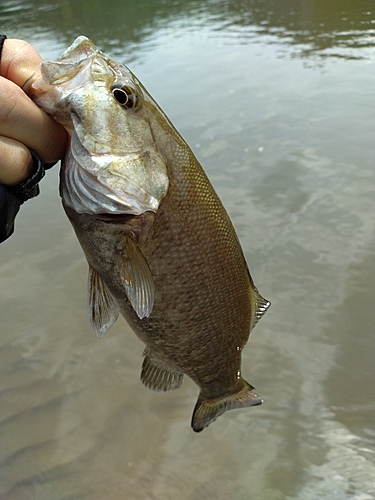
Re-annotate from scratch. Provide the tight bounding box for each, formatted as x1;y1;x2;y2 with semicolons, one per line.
30;36;270;432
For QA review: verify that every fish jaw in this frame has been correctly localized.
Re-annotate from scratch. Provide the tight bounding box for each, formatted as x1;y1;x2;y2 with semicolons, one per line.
28;37;96;129
30;36;169;217
191;379;263;432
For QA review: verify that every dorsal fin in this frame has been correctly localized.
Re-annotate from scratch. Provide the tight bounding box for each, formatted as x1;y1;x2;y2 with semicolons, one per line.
88;266;119;338
250;288;270;331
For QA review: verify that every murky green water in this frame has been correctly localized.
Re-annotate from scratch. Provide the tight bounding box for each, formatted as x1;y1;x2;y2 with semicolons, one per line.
1;1;374;499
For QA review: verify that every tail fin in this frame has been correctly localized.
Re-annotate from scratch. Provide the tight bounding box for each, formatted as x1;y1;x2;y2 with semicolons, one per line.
191;380;262;432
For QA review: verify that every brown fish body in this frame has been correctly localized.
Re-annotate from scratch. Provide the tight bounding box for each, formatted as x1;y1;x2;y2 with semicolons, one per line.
32;36;270;431
65;132;267;430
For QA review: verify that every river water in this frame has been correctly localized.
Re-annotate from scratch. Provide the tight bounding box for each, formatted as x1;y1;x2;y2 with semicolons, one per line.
0;1;374;499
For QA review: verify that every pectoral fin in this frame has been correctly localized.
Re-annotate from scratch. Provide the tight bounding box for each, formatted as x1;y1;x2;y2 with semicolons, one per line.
119;238;155;319
191;379;262;432
88;266;119;338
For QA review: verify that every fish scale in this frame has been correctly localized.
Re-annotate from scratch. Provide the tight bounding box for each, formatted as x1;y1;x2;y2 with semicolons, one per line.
30;36;270;431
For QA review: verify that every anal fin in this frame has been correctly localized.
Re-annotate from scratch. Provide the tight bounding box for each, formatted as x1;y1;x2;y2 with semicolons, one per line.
88;266;119;338
191;379;262;432
141;351;184;392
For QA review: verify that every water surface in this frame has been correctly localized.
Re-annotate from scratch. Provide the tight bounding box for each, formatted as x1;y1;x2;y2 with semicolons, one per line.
1;1;374;499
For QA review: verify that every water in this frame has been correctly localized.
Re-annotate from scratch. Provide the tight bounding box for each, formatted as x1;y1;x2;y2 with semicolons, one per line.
1;1;374;499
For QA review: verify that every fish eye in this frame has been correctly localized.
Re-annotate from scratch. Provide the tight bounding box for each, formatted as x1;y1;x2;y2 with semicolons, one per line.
111;84;140;110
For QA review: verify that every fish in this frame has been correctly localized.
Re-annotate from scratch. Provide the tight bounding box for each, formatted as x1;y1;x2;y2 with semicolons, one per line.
29;36;270;432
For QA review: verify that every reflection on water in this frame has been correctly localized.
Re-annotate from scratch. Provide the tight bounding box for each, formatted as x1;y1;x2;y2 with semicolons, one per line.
1;0;374;499
2;0;375;59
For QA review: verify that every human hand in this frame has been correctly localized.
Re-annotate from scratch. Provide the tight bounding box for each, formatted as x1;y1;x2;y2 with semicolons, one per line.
0;38;68;186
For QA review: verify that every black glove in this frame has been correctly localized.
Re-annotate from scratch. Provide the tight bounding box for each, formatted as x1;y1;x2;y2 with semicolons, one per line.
0;148;56;243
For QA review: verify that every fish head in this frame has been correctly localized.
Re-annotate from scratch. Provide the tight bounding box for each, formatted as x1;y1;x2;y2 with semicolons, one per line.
31;36;169;216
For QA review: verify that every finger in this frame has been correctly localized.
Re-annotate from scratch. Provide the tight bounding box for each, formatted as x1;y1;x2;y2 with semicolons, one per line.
0;136;33;185
0;39;68;163
0;39;43;87
0;76;67;163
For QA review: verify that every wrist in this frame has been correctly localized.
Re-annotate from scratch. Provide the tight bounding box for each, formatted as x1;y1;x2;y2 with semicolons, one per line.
2;149;45;202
